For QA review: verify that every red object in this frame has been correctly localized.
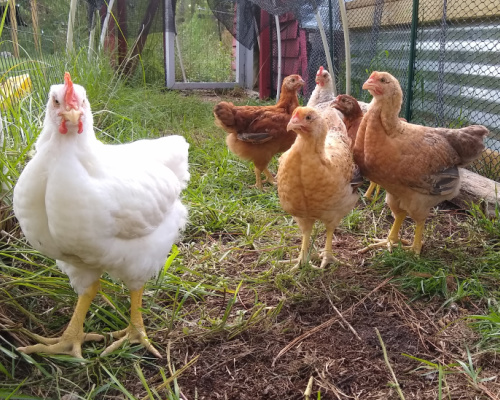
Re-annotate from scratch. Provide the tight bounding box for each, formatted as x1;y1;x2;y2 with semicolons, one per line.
276;14;308;92
64;72;78;109
259;12;308;99
59;119;67;134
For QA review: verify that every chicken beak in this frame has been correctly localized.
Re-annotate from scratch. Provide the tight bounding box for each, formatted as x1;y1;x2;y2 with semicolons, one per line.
298;78;305;87
60;108;83;125
287;117;302;132
362;78;376;90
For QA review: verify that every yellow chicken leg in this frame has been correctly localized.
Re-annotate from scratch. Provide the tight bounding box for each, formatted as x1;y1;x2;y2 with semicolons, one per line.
279;218;314;271
317;228;339;269
408;221;425;255
101;287;162;358
17;281;104;358
359;211;408;253
364;181;380;201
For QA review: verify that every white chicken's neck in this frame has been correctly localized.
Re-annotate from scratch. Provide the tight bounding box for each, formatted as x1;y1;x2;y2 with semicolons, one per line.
308;82;334;106
36;124;97;155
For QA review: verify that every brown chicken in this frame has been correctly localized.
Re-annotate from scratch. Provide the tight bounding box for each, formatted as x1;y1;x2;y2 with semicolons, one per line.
214;75;305;189
354;71;488;254
331;94;380;200
277;107;361;270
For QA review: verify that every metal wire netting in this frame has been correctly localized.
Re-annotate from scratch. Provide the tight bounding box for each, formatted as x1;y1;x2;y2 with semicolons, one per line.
0;0;499;180
259;0;500;181
410;2;500;180
0;1;80;106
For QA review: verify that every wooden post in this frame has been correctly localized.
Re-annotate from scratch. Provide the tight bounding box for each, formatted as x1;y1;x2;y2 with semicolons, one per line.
88;9;99;59
31;0;41;56
66;0;78;54
8;0;19;58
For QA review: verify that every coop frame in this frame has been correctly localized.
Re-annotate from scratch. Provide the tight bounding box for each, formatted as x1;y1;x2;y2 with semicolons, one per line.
163;0;253;90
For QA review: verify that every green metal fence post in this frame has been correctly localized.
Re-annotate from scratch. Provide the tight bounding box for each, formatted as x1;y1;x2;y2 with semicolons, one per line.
328;0;334;74
404;0;419;122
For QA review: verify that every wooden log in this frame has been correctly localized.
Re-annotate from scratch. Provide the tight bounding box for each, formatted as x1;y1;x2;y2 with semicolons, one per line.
450;169;499;218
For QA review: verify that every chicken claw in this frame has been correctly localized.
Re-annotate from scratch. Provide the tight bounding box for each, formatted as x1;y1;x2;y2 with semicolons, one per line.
102;325;161;358
101;288;162;358
17;281;103;359
358;237;411;254
316;250;340;269
18;332;104;359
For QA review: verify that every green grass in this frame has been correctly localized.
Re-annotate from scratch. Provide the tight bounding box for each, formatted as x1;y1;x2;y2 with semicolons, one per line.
1;53;500;399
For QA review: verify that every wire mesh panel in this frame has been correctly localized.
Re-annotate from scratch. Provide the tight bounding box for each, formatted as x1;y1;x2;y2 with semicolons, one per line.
410;1;500;180
175;0;235;83
346;0;413;109
0;0;80;105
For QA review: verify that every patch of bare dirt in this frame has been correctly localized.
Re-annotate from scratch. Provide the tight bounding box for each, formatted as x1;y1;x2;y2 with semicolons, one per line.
166;272;497;399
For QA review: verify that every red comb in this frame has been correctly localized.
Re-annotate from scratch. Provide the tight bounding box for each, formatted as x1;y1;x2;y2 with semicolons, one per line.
64;72;79;110
316;66;324;76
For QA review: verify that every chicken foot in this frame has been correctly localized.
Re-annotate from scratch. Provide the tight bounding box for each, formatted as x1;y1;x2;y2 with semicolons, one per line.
17;281;104;359
282;221;338;271
316;228;339;269
101;287;162;358
359;211;410;254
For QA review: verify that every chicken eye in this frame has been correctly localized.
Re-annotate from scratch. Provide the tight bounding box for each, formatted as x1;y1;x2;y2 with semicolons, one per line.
380;77;387;83
306;115;312;121
53;98;60;105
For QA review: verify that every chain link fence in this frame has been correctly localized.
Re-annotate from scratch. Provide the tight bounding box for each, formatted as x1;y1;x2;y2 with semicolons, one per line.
0;0;498;180
257;0;500;181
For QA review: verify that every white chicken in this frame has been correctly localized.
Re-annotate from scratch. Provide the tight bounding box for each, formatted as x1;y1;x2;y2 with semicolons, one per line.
13;72;190;359
307;66;372;117
307;66;336;108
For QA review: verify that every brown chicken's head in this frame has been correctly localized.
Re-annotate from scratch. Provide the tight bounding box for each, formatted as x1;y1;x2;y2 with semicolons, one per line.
47;72;89;135
362;71;402;100
331;94;362;117
282;74;305;92
315;66;331;87
287;106;326;136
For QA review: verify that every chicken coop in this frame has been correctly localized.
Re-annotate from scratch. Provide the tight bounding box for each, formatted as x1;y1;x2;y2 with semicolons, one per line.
0;0;499;181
